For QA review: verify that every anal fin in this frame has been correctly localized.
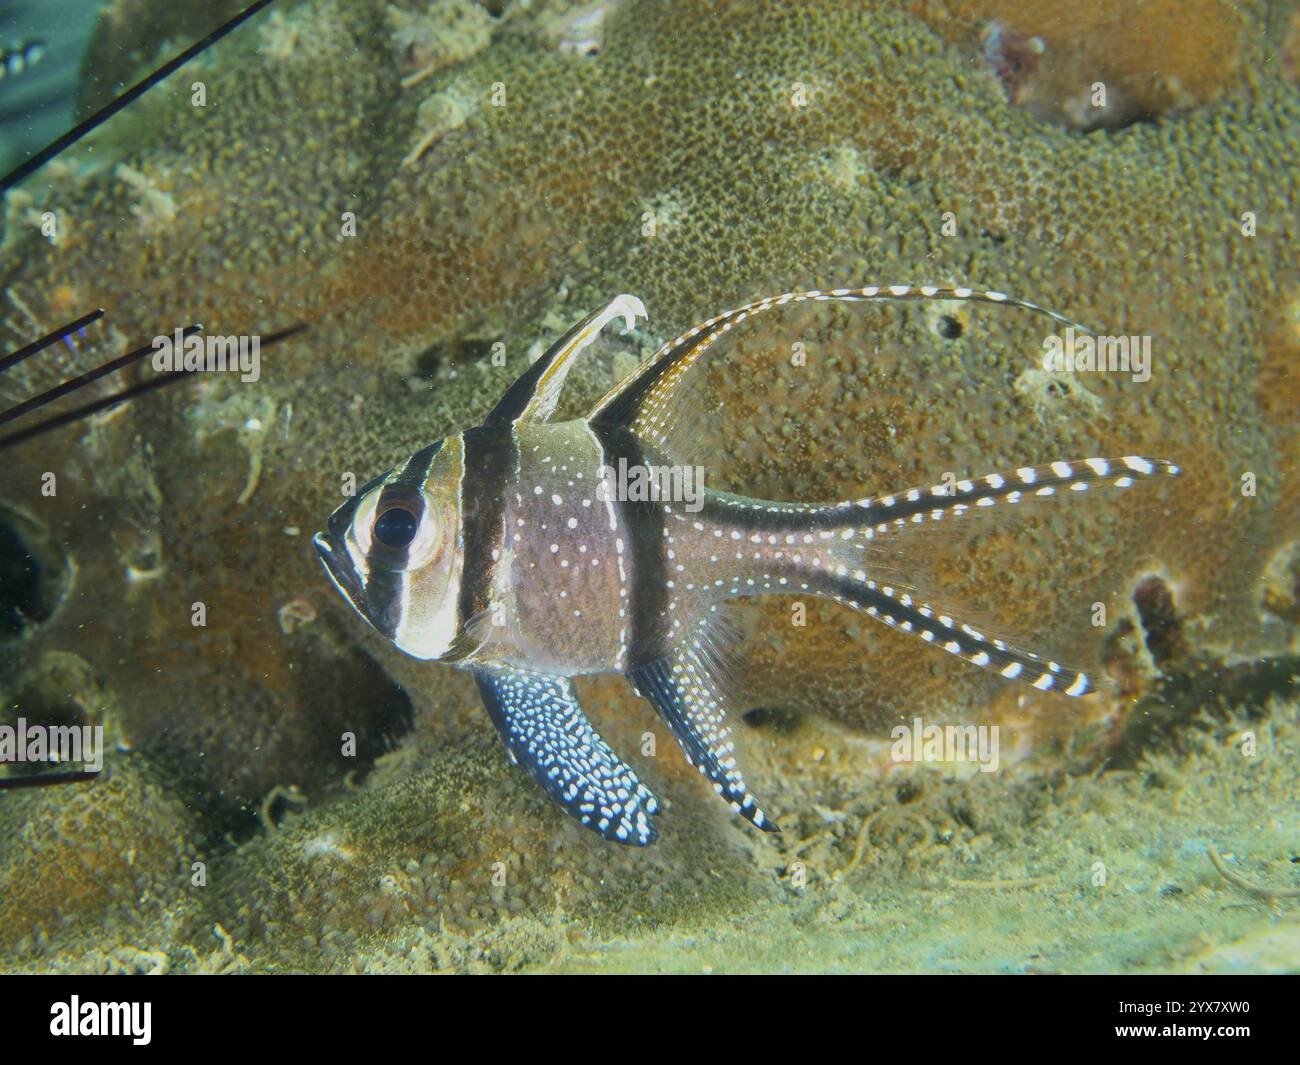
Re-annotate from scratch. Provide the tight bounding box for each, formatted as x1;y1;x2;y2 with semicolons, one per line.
629;612;778;833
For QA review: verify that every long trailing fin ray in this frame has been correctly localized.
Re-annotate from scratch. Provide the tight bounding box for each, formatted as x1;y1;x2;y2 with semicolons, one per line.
826;577;1098;696
828;454;1182;602
810;455;1181;697
825;454;1181;532
629;607;778;833
484;294;645;428
474;664;660;845
589;284;1098;452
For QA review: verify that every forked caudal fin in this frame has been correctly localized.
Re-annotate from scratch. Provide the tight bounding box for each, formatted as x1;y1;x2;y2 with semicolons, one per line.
807;455;1182;697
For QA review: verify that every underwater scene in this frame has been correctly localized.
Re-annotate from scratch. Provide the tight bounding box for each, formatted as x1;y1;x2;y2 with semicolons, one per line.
0;0;1296;979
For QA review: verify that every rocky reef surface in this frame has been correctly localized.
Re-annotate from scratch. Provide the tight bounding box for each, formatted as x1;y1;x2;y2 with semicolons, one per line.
0;0;1296;972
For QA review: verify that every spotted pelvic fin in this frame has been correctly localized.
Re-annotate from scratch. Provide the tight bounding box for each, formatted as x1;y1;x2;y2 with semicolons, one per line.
485;294;646;428
629;610;778;833
589;284;1096;451
474;664;660;845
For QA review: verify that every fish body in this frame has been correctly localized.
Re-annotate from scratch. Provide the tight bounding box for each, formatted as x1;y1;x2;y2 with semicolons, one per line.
493;421;657;675
314;286;1180;844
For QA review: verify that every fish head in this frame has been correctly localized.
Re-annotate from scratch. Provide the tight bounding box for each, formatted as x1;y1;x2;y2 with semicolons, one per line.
312;436;465;660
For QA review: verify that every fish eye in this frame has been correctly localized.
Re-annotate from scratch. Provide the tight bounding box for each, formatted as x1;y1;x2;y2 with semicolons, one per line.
373;505;419;549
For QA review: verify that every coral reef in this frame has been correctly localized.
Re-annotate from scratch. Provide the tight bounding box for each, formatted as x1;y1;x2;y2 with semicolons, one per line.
916;0;1252;129
0;753;197;961
0;0;1295;969
3;676;1293;973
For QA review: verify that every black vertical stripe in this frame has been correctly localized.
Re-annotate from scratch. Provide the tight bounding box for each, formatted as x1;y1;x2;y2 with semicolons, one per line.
457;426;518;625
365;441;443;637
591;424;669;668
384;441;443;494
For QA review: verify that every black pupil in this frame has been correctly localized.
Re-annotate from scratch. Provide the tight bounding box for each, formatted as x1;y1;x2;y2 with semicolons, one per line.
374;507;419;549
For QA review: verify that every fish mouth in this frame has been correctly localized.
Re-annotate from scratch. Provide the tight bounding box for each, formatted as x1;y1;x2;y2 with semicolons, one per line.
312;531;371;626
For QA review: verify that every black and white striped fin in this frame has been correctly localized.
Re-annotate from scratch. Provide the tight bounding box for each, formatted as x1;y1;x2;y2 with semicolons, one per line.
826;456;1182;647
589;284;1096;447
837;455;1182;535
629;611;777;833
823;576;1098;696
474;664;660;845
485;295;645;428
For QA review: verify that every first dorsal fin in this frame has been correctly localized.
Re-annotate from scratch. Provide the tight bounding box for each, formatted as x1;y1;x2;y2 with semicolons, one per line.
588;284;1097;451
484;294;646;428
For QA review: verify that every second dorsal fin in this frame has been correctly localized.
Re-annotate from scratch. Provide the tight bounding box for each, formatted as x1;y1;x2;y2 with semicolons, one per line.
588;284;1097;453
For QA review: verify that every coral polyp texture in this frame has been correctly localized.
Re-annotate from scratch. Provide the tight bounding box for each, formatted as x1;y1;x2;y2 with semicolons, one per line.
0;0;1296;971
929;0;1250;128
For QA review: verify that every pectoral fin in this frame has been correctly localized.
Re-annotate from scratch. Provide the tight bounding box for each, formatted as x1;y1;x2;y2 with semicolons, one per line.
474;664;660;844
